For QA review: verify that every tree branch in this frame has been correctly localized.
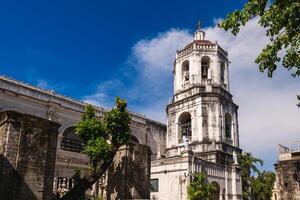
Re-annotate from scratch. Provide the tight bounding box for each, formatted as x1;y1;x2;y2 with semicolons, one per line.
58;146;120;200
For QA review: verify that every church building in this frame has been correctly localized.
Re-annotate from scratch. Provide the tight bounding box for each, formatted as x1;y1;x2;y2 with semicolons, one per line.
150;26;243;200
0;23;243;200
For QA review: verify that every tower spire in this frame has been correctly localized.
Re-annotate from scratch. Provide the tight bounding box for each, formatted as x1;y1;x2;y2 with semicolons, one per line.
196;20;201;31
194;20;205;40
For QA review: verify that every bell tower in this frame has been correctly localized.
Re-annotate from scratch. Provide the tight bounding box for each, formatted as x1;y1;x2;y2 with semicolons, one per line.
166;24;240;164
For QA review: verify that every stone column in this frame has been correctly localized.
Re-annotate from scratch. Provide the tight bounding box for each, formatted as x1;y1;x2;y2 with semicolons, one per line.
106;143;151;200
231;164;242;200
0;111;60;200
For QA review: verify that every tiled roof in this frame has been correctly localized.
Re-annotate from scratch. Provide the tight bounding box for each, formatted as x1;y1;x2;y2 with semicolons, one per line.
183;39;213;49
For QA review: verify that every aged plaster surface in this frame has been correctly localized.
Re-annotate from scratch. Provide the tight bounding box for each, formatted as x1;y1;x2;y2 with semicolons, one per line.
275;144;300;200
0;111;60;200
0;75;166;199
150;28;242;200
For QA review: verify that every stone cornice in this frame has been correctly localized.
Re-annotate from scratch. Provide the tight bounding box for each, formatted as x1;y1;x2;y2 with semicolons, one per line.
0;76;166;127
167;86;238;112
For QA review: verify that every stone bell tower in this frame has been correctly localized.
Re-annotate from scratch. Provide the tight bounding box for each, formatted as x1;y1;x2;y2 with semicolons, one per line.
166;24;241;164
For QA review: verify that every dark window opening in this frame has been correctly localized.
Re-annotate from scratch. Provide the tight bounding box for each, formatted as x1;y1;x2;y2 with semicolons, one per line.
61;127;84;152
178;112;192;142
225;113;232;139
221;62;225;83
201;56;210;79
182;60;190;82
150;179;159;192
284;182;288;187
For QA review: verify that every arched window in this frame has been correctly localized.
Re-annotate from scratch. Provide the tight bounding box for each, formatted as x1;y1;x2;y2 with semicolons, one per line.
201;56;210;79
225;113;232;138
178;112;192;142
210;182;220;200
61;127;84;152
182;60;190;82
220;62;225;83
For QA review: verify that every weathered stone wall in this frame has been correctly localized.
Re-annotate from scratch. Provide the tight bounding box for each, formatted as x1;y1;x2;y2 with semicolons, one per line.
275;159;300;200
0;76;166;184
106;143;151;200
0;111;60;200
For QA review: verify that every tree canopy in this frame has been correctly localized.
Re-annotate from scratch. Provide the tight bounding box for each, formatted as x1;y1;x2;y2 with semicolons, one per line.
238;152;263;200
219;0;300;78
251;171;276;200
59;97;131;200
238;152;275;200
187;172;218;200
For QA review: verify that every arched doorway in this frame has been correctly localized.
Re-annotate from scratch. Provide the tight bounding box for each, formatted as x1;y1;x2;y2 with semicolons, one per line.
210;181;220;200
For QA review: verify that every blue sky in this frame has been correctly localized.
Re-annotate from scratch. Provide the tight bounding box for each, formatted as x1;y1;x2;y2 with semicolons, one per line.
1;0;299;171
0;0;246;98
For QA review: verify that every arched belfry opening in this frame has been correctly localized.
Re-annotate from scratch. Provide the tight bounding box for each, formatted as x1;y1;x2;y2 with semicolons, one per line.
201;56;210;79
61;126;84;152
182;60;190;82
178;112;192;142
221;62;225;83
225;113;232;138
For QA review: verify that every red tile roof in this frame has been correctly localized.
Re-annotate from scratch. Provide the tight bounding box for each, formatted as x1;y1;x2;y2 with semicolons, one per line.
183;40;214;49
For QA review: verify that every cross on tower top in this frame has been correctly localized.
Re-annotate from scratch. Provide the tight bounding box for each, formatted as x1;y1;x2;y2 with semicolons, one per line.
196;21;201;31
193;20;205;40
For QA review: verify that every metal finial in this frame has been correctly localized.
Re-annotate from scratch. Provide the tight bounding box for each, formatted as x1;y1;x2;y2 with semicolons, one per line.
196;21;201;30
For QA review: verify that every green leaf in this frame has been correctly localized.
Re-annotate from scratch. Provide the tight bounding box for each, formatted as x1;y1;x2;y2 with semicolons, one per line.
219;0;300;78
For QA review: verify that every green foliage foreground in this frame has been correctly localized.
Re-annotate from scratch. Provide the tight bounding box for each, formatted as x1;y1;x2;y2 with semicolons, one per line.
251;171;275;200
219;0;300;78
187;172;217;200
219;0;300;106
75;97;131;169
238;152;275;200
59;97;131;200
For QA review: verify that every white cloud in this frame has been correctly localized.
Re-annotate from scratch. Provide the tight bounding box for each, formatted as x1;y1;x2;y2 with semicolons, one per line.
132;29;191;72
84;19;300;170
205;17;269;71
204;17;300;170
84;29;192;122
36;79;64;91
37;79;50;89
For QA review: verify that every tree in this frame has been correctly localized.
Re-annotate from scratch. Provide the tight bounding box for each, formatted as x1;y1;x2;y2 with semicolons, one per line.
187;172;218;200
219;0;300;105
59;97;131;200
250;171;276;200
238;152;263;200
219;0;300;77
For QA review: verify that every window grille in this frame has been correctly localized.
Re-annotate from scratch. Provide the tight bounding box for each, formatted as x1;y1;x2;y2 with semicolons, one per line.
61;137;84;152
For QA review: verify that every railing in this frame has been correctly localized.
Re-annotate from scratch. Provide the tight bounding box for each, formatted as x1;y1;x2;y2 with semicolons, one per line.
53;176;106;198
61;137;84;152
182;81;190;89
193;159;226;179
201;79;212;85
179;136;191;144
53;177;75;197
279;142;300;154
